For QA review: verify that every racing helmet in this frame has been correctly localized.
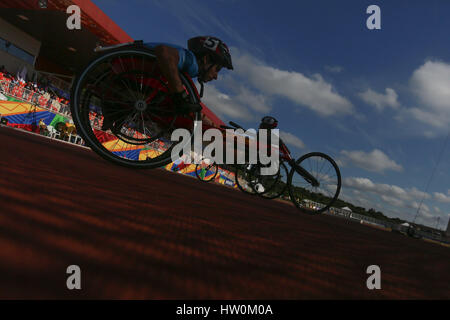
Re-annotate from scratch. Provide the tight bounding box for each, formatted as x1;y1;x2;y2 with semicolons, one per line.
187;36;233;70
260;116;278;129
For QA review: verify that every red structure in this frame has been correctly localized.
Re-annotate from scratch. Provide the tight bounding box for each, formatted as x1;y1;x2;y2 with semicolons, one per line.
0;0;225;126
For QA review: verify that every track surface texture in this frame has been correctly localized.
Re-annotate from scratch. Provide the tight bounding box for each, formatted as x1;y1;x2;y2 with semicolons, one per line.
0;126;449;299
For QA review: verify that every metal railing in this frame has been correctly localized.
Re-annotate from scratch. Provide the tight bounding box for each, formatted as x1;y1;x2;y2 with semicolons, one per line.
0;79;86;146
0;79;71;117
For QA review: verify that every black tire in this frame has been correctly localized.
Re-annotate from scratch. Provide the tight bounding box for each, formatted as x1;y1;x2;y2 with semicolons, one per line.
234;164;257;195
249;161;289;199
195;160;219;182
70;46;201;169
288;152;341;214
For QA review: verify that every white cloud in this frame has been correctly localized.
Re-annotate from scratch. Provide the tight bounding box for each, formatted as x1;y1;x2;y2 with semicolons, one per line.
358;88;400;111
408;60;450;129
201;80;274;122
234;87;272;113
204;49;354;124
232;49;354;116
406;201;433;218
407;107;448;129
340;149;403;173
278;130;305;149
342;176;444;222
411;60;450;110
407;187;431;201
202;85;253;121
381;195;405;208
341;188;380;210
343;177;377;192
434;192;450;203
343;177;431;204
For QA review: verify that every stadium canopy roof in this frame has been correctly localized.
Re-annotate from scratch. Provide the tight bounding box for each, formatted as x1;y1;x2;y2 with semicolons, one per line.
0;0;133;75
0;0;225;126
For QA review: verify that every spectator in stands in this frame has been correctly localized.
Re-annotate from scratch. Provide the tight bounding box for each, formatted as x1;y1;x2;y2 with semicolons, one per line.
8;79;14;93
39;118;49;136
47;93;54;109
31;87;39;105
3;68;12;79
52;96;61;112
0;66;73;123
19;81;27;100
43;91;50;106
92;112;100;127
67;119;76;136
61;99;70;115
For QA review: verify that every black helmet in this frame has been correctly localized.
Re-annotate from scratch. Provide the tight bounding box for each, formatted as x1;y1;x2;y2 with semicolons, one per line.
188;36;233;70
260;116;278;129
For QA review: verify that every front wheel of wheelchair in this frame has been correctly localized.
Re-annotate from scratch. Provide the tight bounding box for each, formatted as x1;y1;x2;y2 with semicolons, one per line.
288;152;341;214
70;46;201;169
195;159;219;182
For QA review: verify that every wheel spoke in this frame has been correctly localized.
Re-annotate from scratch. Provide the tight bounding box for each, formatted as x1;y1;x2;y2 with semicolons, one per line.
288;153;341;214
72;49;199;169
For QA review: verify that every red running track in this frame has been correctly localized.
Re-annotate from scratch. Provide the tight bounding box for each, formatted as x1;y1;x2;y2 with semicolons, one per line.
0;125;449;299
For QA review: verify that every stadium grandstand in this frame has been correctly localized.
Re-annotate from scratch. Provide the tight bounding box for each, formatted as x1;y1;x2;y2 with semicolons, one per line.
0;0;224;129
0;0;236;185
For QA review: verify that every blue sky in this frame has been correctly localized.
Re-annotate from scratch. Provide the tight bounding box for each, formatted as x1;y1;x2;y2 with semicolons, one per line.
93;0;450;229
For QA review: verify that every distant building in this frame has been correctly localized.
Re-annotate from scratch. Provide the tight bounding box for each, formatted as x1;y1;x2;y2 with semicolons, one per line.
328;206;352;218
399;222;411;234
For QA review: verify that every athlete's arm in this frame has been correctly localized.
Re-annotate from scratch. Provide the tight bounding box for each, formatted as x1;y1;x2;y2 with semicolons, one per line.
154;45;184;93
201;113;216;128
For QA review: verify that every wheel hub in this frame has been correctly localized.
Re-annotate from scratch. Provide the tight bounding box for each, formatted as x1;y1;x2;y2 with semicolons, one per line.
134;100;147;111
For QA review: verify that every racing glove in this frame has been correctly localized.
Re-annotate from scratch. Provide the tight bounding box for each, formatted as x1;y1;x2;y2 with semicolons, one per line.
171;90;202;114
